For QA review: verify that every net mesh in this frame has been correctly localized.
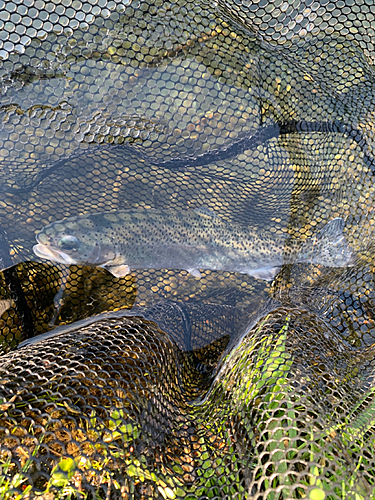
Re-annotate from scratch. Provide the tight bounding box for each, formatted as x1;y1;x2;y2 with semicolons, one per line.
0;0;375;498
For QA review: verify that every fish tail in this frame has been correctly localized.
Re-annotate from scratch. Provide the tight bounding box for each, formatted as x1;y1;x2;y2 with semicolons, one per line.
298;217;355;268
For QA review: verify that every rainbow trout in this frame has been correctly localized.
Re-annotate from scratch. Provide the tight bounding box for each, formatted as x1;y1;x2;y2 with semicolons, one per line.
33;208;354;281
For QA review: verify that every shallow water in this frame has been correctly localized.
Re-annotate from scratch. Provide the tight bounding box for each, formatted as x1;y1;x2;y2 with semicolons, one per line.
0;0;374;345
1;2;375;497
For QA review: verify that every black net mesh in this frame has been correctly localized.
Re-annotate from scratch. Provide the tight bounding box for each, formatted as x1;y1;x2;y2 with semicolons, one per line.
0;0;375;498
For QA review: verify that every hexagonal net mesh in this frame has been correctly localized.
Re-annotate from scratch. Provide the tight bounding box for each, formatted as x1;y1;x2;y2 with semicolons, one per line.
0;0;375;498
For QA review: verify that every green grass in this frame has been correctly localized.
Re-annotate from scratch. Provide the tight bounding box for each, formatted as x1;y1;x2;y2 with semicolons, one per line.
0;314;375;499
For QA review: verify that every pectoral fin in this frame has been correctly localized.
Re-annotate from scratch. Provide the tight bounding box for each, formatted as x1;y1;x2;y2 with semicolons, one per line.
187;269;202;278
0;299;13;316
103;264;131;277
247;267;280;281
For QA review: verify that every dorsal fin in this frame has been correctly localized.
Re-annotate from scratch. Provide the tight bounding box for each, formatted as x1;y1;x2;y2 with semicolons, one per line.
194;206;218;219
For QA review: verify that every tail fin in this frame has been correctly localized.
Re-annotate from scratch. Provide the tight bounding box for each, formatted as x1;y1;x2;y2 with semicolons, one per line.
298;217;355;268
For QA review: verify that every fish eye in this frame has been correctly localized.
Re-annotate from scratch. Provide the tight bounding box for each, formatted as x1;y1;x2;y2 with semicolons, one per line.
57;235;80;251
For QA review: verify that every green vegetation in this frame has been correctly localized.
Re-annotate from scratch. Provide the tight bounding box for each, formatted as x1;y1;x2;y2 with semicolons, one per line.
183;315;375;499
0;315;374;499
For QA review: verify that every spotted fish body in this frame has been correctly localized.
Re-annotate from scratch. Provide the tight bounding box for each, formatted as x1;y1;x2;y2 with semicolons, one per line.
33;208;354;281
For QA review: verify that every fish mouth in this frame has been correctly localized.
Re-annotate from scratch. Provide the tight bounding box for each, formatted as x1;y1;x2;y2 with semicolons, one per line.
33;244;78;265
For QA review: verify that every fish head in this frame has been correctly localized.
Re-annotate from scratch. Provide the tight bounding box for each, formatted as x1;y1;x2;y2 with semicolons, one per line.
33;217;117;267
